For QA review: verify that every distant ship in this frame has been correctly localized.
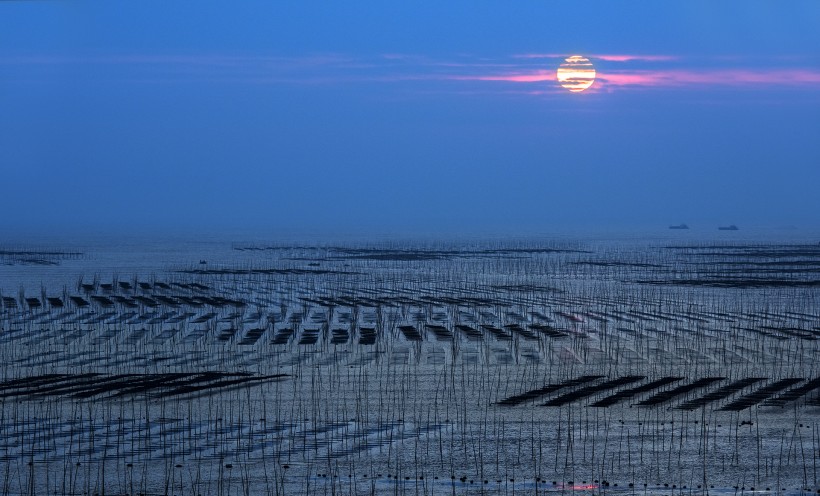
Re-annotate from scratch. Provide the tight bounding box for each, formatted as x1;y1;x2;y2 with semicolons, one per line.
669;224;689;230
718;225;739;231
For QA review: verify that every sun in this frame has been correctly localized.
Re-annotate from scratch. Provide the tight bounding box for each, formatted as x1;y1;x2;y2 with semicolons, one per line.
557;55;596;92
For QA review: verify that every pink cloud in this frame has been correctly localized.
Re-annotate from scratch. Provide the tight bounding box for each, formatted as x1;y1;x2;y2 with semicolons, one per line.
511;53;565;59
448;70;555;83
598;69;820;87
449;68;820;90
512;53;677;62
4;52;819;93
591;54;678;62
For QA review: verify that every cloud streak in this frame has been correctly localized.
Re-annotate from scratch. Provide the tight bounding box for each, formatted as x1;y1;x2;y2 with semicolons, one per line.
598;69;820;87
513;53;677;62
1;52;818;92
456;68;820;89
445;54;820;91
592;54;678;62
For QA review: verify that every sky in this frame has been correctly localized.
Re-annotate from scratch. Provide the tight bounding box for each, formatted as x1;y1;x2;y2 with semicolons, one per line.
1;1;819;236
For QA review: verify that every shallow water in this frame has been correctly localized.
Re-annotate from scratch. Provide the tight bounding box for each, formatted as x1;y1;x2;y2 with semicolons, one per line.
1;230;820;495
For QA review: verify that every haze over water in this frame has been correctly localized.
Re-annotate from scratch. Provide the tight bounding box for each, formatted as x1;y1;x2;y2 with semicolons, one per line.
1;2;819;234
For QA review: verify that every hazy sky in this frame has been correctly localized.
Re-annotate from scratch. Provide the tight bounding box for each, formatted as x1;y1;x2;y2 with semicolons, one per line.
1;1;819;235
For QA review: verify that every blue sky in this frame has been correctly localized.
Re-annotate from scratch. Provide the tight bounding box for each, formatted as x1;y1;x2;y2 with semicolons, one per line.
1;1;819;235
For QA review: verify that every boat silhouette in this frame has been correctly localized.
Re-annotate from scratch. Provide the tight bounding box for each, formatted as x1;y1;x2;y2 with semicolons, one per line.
718;225;739;231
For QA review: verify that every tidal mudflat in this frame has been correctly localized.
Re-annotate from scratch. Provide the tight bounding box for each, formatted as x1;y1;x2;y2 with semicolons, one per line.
2;236;820;495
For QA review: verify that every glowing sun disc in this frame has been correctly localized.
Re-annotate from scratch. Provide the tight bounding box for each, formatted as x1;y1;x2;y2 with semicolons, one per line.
557;55;596;92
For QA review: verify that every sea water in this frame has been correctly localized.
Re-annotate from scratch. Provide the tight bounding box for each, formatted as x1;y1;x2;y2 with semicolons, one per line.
1;227;819;495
